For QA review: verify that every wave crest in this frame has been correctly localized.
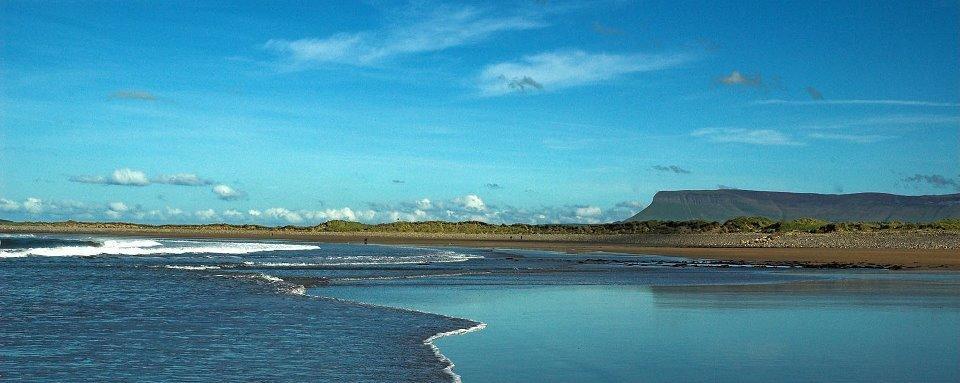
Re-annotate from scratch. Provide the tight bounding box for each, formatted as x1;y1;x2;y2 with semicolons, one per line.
0;238;320;258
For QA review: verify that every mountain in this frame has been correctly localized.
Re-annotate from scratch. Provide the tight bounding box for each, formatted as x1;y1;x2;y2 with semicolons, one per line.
626;189;960;222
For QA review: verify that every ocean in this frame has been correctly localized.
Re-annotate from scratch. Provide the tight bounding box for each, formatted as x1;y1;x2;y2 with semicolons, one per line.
2;234;958;382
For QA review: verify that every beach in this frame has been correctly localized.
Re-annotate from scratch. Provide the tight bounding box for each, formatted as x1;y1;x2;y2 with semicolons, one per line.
2;223;958;269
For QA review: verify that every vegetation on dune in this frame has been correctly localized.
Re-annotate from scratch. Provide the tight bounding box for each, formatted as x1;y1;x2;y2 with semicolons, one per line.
721;216;775;232
3;217;960;235
772;218;830;233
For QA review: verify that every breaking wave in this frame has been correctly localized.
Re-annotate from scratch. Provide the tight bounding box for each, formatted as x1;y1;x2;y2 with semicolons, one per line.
0;238;320;258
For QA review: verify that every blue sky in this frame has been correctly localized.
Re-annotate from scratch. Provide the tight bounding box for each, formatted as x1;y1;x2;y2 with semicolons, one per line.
2;0;959;225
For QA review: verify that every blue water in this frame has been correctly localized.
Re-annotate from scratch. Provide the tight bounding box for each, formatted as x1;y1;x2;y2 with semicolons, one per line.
2;234;959;382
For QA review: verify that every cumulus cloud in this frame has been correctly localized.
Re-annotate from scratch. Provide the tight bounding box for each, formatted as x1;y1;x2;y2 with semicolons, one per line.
195;209;217;220
264;5;544;68
108;202;128;212
652;165;690;174
302;207;366;222
256;195;617;225
0;198;21;212
223;209;244;219
110;90;156;101
416;198;432;210
105;202;129;219
71;168;151;186
692;128;801;146
454;194;486;211
1;193;650;225
479;50;693;96
574;206;602;218
0;197;94;217
902;174;960;191
71;169;226;189
23;198;44;214
264;207;304;224
154;173;213;186
212;184;245;201
0;196;205;223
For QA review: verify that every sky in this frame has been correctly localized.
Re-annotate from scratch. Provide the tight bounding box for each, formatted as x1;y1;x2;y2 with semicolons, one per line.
1;0;959;225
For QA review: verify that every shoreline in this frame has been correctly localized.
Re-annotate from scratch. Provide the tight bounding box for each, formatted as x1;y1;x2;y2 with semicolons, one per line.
2;225;959;270
297;285;486;383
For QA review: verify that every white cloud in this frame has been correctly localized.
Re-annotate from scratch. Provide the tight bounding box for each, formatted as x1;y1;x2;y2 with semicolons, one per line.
195;209;217;220
802;114;960;131
454;194;486;211
3;197;93;217
0;198;20;212
23;197;43;214
575;206;602;218
755;99;960;107
692;128;801;146
303;207;359;222
325;207;357;221
71;170;228;194
416;198;432;210
110;168;150;186
108;202;128;212
71;168;151;186
265;208;304;224
154;173;212;186
808;133;894;144
264;6;544;67
479;50;692;96
356;209;377;221
223;209;244;218
212;184;244;200
3;194;640;226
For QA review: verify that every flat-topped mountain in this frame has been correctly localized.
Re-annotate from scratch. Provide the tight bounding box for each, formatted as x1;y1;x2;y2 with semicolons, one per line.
627;189;960;222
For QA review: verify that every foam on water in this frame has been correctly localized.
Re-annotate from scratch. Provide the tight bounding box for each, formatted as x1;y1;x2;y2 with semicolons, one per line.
0;233;37;238
163;265;223;271
313;292;487;383
0;238;320;258
425;323;488;383
332;271;491;282
241;251;483;267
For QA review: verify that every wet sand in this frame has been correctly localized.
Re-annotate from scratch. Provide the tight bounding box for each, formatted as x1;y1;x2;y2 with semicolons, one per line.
2;225;958;269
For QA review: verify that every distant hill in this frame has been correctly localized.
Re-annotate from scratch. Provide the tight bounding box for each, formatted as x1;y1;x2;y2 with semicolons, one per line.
626;189;960;222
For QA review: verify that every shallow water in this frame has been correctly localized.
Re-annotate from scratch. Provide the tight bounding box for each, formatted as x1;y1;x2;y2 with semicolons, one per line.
2;234;958;382
321;281;960;382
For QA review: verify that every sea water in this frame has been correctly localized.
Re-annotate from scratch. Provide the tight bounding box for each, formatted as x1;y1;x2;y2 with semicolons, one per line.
2;234;958;382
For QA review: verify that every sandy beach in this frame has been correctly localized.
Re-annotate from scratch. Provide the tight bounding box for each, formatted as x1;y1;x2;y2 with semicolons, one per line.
3;224;958;269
